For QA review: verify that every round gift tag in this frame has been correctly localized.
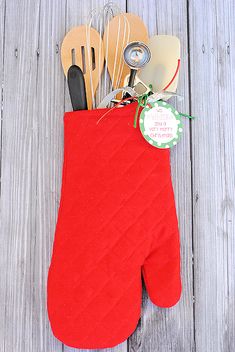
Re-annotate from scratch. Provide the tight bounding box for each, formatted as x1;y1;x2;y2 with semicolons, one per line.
139;100;183;148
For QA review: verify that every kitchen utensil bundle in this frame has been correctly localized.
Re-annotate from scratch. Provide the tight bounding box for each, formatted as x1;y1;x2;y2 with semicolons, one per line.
48;3;184;350
60;4;180;109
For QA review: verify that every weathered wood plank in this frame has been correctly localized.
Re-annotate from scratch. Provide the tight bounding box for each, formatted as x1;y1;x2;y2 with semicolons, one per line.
0;0;6;349
0;0;65;351
0;1;42;350
126;1;194;351
0;0;4;152
189;0;235;351
34;0;67;351
0;2;42;350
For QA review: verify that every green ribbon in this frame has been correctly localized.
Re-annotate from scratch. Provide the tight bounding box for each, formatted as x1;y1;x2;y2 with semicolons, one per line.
133;83;195;128
179;112;196;119
133;93;150;128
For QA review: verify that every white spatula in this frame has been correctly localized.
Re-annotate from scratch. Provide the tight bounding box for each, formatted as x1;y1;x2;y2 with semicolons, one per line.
138;35;180;97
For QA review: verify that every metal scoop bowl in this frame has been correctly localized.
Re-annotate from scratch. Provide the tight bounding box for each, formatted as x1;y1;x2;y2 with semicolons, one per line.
124;41;151;88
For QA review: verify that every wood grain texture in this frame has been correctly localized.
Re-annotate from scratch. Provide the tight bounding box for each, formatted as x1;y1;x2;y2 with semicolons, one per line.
0;0;235;351
34;0;67;351
0;0;5;348
0;0;4;155
189;0;235;351
0;0;66;351
1;2;42;351
127;1;194;351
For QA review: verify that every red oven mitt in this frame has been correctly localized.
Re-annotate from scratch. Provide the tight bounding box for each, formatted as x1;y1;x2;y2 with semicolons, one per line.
47;102;181;349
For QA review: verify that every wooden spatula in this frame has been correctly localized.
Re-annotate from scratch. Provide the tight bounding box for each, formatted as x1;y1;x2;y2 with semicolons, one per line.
61;25;104;109
138;35;180;97
103;13;148;90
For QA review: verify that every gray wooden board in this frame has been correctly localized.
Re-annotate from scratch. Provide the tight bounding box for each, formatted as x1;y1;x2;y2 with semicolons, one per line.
0;0;235;351
0;0;5;347
189;0;235;351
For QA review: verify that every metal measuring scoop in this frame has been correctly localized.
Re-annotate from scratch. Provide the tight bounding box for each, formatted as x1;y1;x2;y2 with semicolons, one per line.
123;41;151;88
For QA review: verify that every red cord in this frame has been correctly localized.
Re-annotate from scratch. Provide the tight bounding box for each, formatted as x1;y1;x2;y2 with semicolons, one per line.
162;59;181;91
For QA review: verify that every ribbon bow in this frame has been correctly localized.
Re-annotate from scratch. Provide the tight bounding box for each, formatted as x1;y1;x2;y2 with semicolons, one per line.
133;89;195;128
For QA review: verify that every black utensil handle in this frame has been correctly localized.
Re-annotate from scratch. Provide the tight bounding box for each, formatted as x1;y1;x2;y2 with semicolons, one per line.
128;69;137;88
68;65;88;111
123;69;137;100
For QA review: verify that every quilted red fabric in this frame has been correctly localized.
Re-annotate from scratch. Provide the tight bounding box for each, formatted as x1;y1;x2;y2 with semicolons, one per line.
47;102;181;349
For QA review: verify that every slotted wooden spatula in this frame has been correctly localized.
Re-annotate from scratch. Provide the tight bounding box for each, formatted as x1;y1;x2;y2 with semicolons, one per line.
103;13;148;90
61;25;104;109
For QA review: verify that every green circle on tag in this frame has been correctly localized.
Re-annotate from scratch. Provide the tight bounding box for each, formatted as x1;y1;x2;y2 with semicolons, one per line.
139;100;183;149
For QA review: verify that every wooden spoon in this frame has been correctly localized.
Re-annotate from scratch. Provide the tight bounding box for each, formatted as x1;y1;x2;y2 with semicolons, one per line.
103;13;148;90
61;25;104;109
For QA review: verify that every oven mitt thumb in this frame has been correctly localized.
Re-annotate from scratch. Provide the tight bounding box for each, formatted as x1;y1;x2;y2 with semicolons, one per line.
142;189;181;306
47;103;182;349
